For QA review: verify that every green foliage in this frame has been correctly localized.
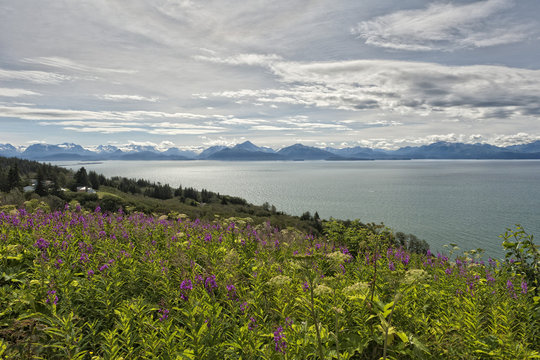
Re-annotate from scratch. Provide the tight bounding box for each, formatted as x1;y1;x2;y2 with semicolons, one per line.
502;225;539;294
0;208;538;359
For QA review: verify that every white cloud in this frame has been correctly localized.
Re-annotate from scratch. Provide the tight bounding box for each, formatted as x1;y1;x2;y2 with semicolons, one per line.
208;58;540;121
194;53;282;66
97;94;159;102
22;57;137;74
219;117;268;125
0;105;226;122
352;0;536;51
0;68;71;84
0;88;41;97
199;136;244;147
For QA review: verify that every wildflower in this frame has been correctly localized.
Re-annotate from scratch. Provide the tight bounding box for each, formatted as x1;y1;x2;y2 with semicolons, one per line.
158;308;169;321
34;238;50;250
240;301;248;314
388;261;395;271
302;281;309;292
285;317;293;328
99;264;109;272
506;279;513;290
54;258;63;269
273;326;287;353
248;317;257;331
445;268;453;275
521;281;528;294
402;254;410;266
205;275;218;293
87;269;94;278
180;279;193;290
46;290;58;305
227;284;237;300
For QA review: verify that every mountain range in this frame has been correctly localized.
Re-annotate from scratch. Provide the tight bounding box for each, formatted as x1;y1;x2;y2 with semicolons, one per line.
1;140;540;161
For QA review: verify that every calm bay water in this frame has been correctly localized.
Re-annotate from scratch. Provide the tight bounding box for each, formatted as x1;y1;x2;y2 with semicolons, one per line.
55;160;540;257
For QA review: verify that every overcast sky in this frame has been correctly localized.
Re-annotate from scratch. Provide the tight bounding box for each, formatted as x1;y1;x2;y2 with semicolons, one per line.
1;0;539;150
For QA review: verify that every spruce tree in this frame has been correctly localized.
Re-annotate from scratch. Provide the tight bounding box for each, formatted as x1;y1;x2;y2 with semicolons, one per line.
7;164;21;191
35;170;47;196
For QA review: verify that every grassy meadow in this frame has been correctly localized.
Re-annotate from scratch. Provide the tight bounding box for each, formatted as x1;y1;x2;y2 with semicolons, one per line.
0;205;538;359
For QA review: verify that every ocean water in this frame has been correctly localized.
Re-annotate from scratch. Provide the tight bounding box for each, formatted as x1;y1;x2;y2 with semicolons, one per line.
55;160;540;257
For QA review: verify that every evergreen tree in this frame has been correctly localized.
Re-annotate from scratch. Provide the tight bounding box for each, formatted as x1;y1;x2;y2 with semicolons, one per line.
35;170;47;196
74;167;89;187
88;171;100;190
7;164;21;191
0;170;8;192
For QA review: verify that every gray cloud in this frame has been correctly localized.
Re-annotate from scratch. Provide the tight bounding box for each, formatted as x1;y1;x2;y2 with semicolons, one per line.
1;1;539;148
0;88;41;97
206;57;540;121
352;0;536;51
22;57;137;74
0;68;71;84
97;94;159;102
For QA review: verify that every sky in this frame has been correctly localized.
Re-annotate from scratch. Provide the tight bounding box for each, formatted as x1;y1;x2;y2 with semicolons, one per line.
1;0;540;151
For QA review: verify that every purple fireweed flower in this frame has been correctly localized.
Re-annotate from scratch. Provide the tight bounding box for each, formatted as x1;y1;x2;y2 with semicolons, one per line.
54;258;63;269
179;279;192;301
339;263;346;274
99;264;109;272
95;206;101;213
240;301;248;314
388;261;396;271
180;279;193;290
87;269;94;278
402;254;410;266
274;326;287;353
387;248;393;258
521;281;528;294
248;317;257;331
302;281;309;292
204;233;212;242
445;268;453;275
506;279;514;290
158;308;169;322
34;238;50;250
46;290;58;305
79;253;89;263
227;284;237;300
205;275;218;293
486;273;495;284
285;317;293;328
